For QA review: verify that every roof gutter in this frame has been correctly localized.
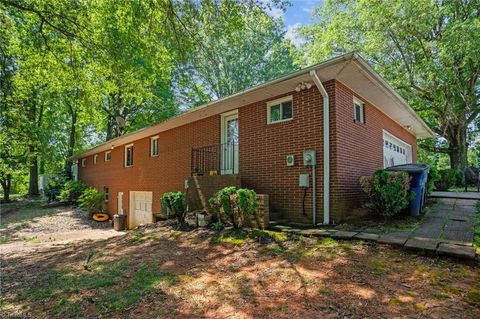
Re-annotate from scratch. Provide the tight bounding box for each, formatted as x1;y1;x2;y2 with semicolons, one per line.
309;70;330;225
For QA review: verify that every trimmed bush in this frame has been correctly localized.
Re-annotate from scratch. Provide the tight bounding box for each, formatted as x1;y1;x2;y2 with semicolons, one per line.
209;186;257;229
360;169;413;219
161;192;187;226
59;180;88;203
78;187;105;213
434;169;461;191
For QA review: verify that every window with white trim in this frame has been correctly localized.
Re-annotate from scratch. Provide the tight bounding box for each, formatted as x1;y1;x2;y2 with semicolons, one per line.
353;97;365;123
105;151;112;162
124;144;134;167
150;136;159;157
103;186;109;202
81;158;86;167
94;154;98;165
267;96;293;124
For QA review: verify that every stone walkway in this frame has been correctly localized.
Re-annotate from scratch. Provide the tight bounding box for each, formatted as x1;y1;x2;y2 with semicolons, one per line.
430;191;480;200
270;197;478;261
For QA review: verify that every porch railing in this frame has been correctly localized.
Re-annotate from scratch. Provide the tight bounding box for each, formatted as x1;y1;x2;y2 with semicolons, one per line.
191;142;238;175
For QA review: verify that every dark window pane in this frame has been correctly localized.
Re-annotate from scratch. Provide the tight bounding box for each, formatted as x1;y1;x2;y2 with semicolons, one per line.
355;104;361;121
282;101;293;119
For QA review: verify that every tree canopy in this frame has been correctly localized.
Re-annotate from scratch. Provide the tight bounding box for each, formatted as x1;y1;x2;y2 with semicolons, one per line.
0;0;297;200
300;0;480;170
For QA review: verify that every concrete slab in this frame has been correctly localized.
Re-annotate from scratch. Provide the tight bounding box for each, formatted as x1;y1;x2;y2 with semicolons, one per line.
455;199;478;206
437;243;476;260
353;232;380;241
377;232;410;246
404;237;439;252
331;231;358;239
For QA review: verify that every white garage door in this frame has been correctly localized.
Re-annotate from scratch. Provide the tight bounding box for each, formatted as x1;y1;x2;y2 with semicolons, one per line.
383;131;412;168
129;191;153;229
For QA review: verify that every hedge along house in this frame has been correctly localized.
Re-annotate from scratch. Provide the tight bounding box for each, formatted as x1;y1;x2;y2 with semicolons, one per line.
74;53;433;229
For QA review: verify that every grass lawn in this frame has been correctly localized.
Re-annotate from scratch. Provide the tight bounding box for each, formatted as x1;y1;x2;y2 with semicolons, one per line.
2;222;479;318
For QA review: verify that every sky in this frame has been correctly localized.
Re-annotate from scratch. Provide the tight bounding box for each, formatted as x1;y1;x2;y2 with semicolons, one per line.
267;0;324;47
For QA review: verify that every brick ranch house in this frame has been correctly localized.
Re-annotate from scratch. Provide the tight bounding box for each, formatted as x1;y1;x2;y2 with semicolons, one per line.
74;53;433;229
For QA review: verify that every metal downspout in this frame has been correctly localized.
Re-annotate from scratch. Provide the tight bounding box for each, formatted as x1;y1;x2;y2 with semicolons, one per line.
309;70;330;225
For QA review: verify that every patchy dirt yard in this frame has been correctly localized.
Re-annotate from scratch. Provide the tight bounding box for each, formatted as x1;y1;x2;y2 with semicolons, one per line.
1;216;479;318
0;199;123;255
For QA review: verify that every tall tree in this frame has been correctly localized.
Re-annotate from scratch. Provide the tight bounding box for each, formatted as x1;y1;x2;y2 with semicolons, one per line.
301;0;480;170
172;0;298;107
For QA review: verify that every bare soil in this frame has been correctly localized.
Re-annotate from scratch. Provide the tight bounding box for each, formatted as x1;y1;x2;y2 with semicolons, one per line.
1;221;479;319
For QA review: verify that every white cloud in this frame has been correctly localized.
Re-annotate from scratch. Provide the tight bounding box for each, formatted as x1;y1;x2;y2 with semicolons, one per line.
302;6;313;14
267;6;284;20
285;23;305;48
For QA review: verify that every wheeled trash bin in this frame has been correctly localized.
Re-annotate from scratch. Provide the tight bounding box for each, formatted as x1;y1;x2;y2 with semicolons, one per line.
386;164;430;216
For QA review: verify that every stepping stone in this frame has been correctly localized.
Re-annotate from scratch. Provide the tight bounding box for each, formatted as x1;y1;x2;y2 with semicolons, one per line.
353;232;379;241
377;232;410;246
404;237;439;252
437;243;476;260
331;231;358;239
299;229;336;237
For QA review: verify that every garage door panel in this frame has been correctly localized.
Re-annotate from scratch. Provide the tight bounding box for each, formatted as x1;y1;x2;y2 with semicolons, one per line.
383;131;412;168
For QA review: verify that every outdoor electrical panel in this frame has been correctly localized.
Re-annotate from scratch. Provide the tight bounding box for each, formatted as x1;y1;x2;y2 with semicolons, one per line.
303;150;316;166
299;174;310;187
286;155;295;167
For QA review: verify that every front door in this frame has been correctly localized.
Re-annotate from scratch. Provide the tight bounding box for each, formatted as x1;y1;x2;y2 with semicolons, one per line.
221;111;239;175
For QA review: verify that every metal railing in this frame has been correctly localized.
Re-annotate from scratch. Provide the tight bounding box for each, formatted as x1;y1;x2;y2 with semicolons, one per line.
191;142;238;175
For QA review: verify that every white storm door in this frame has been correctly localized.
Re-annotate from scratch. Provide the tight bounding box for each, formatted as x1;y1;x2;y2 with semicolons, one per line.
221;111;239;175
118;192;124;215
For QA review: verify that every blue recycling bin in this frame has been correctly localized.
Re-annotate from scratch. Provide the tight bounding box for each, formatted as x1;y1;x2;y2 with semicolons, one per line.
386;164;430;216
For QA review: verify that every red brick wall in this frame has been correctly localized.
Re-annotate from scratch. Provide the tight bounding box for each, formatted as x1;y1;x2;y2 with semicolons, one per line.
78;116;220;227
329;81;417;222
239;81;335;224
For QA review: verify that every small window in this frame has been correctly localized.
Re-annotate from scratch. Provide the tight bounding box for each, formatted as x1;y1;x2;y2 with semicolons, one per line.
125;144;134;167
81;158;86;167
353;97;365;123
150;136;159;157
103;186;109;202
105;151;111;162
267;96;293;124
94;154;98;165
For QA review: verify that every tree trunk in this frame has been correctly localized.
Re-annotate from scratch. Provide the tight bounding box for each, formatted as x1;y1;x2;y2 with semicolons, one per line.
448;124;468;171
28;145;39;196
64;109;77;179
1;174;12;202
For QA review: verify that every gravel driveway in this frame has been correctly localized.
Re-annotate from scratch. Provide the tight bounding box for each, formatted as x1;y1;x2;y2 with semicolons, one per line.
0;203;124;256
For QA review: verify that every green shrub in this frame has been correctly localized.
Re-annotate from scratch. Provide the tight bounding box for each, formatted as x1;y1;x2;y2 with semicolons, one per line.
360;169;413;219
161;192;187;226
59;180;88;203
78;187;105;213
209;187;257;229
434;169;461;191
426;166;439;195
43;175;66;202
